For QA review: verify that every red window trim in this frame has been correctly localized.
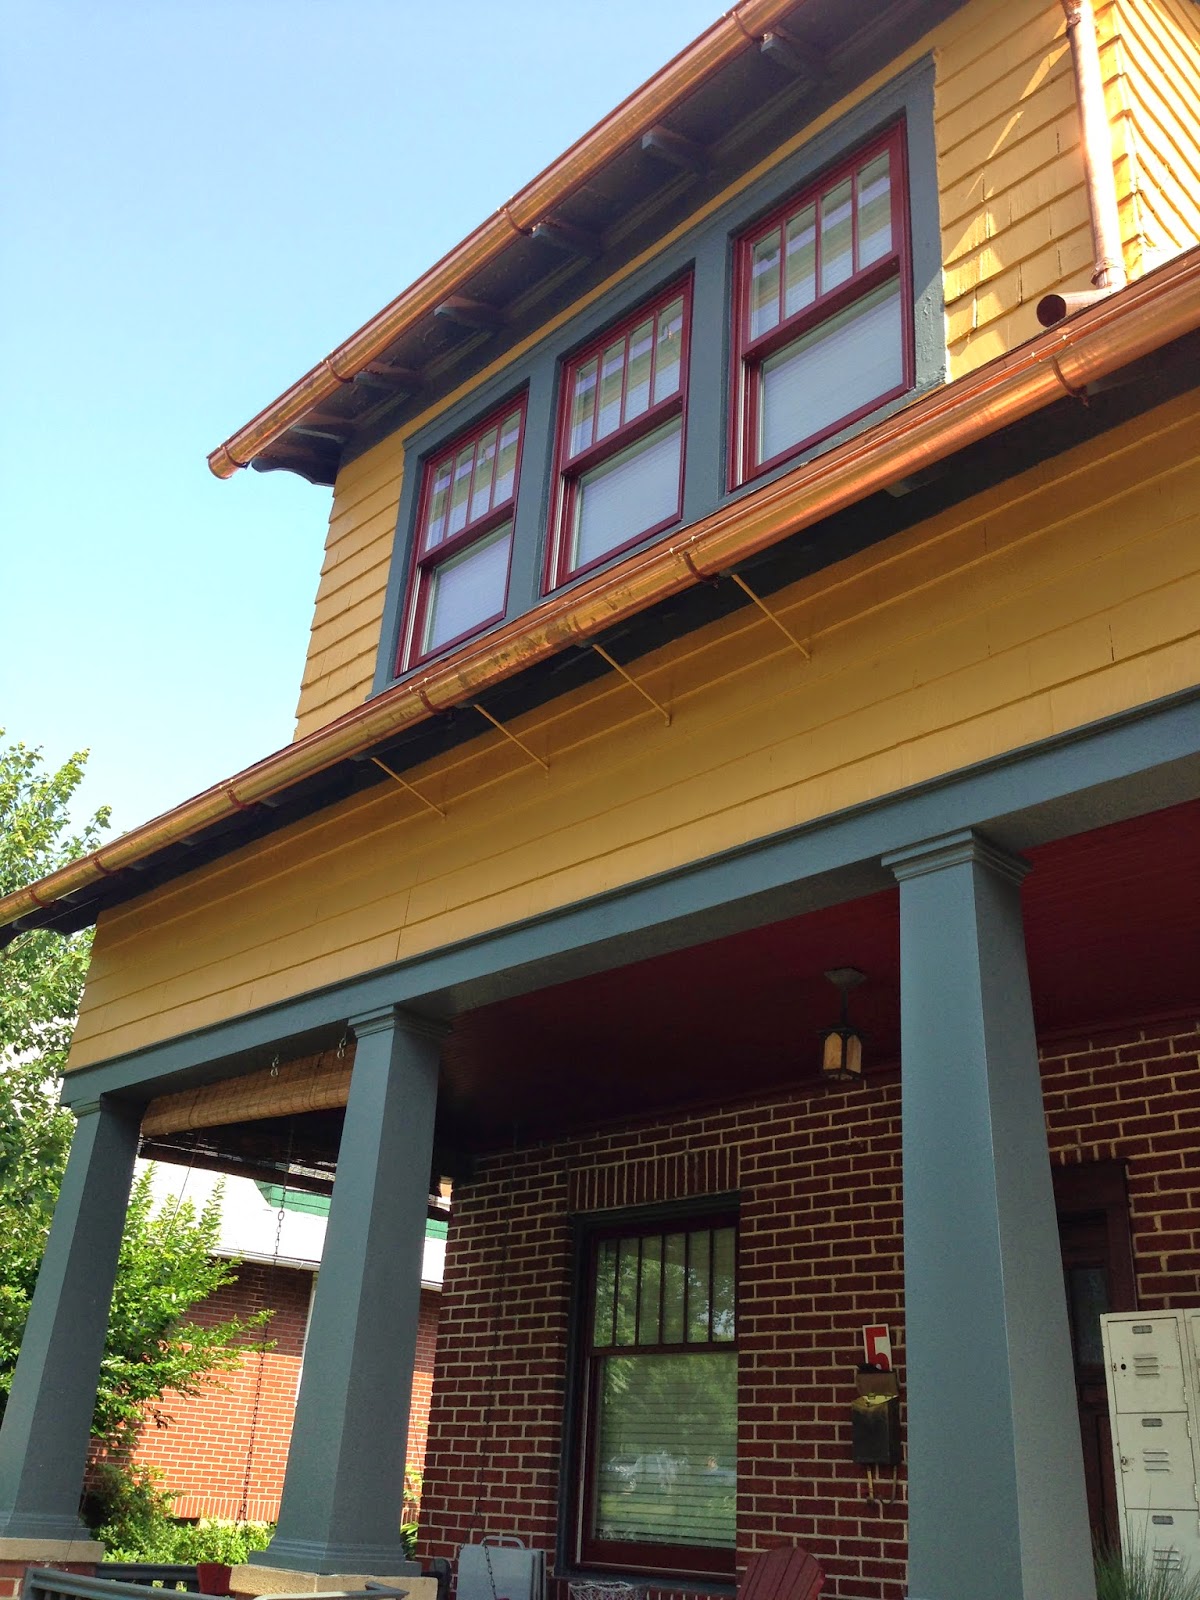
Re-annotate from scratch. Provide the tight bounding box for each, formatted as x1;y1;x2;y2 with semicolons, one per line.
545;278;693;592
730;121;913;488
397;395;527;672
576;1212;738;1583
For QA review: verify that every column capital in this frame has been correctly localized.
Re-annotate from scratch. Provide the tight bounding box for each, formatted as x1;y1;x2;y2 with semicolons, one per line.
882;827;1029;886
348;1004;449;1045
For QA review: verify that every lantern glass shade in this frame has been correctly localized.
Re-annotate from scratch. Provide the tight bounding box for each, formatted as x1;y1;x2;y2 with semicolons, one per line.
822;1026;863;1083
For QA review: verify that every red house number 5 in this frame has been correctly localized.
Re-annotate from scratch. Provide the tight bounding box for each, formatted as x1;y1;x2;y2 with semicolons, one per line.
863;1324;892;1370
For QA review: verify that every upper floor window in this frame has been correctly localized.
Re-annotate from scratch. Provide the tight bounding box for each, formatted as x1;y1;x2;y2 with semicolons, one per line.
732;123;911;485
547;281;691;588
577;1214;737;1579
399;398;526;669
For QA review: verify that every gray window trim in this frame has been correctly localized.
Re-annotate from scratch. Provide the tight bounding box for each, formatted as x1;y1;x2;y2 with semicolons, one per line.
355;58;940;697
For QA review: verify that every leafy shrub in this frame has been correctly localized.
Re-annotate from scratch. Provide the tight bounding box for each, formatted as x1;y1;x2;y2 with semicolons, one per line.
88;1461;272;1565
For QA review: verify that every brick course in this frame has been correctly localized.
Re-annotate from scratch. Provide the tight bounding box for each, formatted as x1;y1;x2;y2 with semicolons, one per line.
418;1017;1200;1600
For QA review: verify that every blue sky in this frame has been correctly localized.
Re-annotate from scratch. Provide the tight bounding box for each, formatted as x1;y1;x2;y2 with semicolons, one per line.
2;1;721;840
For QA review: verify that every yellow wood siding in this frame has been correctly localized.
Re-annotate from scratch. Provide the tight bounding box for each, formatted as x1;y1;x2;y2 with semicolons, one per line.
1105;0;1200;277
292;0;1112;739
69;388;1200;1067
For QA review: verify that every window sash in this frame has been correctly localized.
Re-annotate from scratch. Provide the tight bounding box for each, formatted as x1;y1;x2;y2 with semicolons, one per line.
550;282;691;587
733;124;911;485
401;398;526;668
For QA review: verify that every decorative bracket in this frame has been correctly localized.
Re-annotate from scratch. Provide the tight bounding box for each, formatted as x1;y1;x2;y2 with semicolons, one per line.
729;571;811;661
473;703;549;770
370;756;446;819
593;644;671;726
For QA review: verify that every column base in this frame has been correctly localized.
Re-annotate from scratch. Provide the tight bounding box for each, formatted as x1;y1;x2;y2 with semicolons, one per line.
0;1533;104;1561
245;1545;421;1579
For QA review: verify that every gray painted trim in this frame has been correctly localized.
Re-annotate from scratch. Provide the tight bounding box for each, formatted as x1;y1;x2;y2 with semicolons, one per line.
371;57;942;695
60;686;1200;1108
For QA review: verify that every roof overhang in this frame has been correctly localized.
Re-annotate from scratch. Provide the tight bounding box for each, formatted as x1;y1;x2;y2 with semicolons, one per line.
6;243;1200;947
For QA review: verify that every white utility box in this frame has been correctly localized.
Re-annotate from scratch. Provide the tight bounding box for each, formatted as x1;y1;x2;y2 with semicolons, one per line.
1101;1310;1200;1574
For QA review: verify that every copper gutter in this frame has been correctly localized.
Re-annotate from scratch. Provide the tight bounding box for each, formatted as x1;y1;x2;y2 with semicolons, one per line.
206;0;800;479
7;242;1200;935
1061;0;1127;291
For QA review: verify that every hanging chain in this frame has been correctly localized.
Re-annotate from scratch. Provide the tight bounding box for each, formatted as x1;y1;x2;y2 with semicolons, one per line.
237;1118;292;1525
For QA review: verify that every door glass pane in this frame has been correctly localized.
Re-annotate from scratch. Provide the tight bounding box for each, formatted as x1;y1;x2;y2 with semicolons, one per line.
662;1232;686;1345
784;204;816;317
626;318;654;420
493;409;522;504
597;339;627;439
470;427;498;521
639;1236;663;1345
652;297;684;403
758;279;902;463
571;419;681;571
749;229;781;340
421;522;511;653
820;178;854;292
570;358;599;457
857;151;893;267
593;1352;736;1550
1068;1266;1109;1367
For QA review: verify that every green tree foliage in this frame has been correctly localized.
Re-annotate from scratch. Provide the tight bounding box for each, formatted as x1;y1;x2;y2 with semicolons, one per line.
0;734;268;1450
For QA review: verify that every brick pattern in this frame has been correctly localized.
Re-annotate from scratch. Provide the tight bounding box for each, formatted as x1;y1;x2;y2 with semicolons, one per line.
419;1018;1200;1600
125;1264;439;1521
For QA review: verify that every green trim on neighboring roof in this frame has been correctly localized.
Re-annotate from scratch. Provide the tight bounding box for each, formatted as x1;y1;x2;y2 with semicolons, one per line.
255;1182;450;1239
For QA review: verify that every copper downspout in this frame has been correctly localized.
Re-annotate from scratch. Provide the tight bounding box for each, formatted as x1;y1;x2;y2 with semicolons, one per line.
5;243;1200;937
1061;0;1128;291
206;0;799;479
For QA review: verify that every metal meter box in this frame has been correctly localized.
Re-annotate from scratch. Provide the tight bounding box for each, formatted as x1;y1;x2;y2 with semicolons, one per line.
1101;1310;1200;1574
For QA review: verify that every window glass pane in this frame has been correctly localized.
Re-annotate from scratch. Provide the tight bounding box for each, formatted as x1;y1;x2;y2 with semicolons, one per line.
570;358;599;457
712;1227;736;1342
687;1230;711;1343
749;229;781;340
1068;1266;1109;1367
593;1352;736;1550
446;443;475;538
470;427;498;521
639;1236;663;1345
758;279;902;464
424;460;453;548
626;318;654;421
857;151;892;268
662;1232;686;1345
615;1237;640;1346
571;419;681;572
594;1238;618;1346
493;409;522;505
597;339;627;440
652;297;684;403
421;522;511;654
820;178;854;293
784;204;816;318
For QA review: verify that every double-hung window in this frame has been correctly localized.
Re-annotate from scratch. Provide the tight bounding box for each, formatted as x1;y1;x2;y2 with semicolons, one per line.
577;1215;737;1580
548;282;691;588
399;399;526;669
732;123;911;485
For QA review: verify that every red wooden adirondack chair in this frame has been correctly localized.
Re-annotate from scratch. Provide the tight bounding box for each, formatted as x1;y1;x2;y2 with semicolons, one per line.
736;1545;825;1600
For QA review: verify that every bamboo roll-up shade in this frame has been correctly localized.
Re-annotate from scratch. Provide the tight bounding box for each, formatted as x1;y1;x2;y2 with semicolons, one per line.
141;1046;355;1137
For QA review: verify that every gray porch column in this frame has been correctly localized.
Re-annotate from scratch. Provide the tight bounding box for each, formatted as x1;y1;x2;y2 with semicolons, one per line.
0;1095;140;1542
883;831;1092;1600
257;1006;443;1575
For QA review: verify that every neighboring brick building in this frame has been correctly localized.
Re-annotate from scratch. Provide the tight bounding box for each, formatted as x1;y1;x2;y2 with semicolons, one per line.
126;1172;443;1522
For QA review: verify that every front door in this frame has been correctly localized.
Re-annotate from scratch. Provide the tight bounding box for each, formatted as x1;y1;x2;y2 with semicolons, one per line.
1054;1161;1138;1551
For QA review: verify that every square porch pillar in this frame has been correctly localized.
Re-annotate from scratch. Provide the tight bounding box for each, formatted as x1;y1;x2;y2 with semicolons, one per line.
883;830;1093;1600
255;1006;443;1576
0;1095;141;1549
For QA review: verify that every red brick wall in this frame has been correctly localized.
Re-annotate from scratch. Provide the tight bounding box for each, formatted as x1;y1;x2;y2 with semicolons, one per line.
130;1263;440;1521
418;1016;1200;1600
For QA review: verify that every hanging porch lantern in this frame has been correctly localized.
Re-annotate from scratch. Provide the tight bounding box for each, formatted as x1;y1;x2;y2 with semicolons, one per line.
821;966;866;1084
